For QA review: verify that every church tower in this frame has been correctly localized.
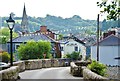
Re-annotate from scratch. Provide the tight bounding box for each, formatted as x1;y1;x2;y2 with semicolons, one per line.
21;3;29;34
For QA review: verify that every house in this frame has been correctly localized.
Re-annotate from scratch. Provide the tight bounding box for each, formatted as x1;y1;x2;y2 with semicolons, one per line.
59;35;86;60
7;32;61;58
91;34;120;66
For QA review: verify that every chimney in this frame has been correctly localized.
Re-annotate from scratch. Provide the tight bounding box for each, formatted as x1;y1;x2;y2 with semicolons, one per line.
108;30;115;35
103;32;108;39
40;26;47;33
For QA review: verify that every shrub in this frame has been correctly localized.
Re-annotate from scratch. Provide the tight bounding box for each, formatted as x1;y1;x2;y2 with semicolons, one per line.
71;51;80;60
87;60;107;76
63;53;71;58
17;40;51;60
63;51;81;60
0;52;10;63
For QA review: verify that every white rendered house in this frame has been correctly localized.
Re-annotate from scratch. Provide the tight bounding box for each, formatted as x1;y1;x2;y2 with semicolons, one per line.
91;35;120;66
60;37;86;60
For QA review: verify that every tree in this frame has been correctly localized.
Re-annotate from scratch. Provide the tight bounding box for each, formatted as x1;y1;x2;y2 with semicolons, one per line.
0;52;10;63
0;27;18;44
97;0;120;20
17;40;51;60
58;34;63;40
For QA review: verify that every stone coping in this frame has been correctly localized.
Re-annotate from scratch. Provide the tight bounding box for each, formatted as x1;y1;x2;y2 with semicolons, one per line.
0;66;19;80
83;67;108;80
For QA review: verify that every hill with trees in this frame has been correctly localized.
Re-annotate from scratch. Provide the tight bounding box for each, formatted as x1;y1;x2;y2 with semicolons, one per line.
0;14;119;35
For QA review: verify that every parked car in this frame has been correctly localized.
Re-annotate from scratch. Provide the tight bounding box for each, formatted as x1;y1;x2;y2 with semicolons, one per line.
0;62;10;70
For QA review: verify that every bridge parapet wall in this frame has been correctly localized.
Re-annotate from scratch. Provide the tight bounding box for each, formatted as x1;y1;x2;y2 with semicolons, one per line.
70;61;108;80
24;59;42;70
70;61;91;76
0;58;71;80
0;66;19;80
42;59;51;68
83;67;108;80
13;61;25;72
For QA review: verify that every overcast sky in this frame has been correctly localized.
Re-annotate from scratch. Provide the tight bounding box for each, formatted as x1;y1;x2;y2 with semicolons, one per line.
0;0;102;20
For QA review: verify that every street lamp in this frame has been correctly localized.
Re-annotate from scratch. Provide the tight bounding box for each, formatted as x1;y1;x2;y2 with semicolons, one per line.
6;14;15;66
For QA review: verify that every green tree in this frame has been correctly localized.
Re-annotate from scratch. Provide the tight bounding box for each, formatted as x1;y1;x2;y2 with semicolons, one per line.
0;27;18;44
0;52;10;63
58;34;63;40
97;0;120;20
17;40;51;60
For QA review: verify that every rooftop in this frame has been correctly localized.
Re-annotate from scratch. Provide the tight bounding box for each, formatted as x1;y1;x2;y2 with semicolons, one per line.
8;33;55;43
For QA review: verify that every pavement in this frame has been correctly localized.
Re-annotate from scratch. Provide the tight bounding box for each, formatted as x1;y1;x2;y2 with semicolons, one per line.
19;67;83;79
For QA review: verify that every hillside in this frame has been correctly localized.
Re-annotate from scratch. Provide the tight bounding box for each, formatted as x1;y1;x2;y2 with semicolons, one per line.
2;15;119;35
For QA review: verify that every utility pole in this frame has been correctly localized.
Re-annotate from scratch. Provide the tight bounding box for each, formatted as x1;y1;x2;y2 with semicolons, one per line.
118;1;120;27
97;14;99;61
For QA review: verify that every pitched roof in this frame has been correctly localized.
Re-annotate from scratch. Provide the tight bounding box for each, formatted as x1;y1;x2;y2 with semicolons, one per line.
59;36;85;45
93;34;120;46
8;34;55;43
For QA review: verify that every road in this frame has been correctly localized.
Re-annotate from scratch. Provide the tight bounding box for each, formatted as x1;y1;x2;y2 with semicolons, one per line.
19;67;83;79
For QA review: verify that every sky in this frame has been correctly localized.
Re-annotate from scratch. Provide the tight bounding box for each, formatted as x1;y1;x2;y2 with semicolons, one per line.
0;0;102;20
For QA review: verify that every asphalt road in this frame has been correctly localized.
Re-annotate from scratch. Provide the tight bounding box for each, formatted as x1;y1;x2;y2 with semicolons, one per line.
19;67;83;79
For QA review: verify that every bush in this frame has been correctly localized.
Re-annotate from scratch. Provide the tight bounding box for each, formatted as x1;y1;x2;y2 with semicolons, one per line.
17;40;51;60
71;51;80;60
0;52;10;63
63;53;71;58
63;51;81;60
87;60;107;76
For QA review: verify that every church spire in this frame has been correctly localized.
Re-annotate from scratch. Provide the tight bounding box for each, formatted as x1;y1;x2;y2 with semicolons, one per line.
21;3;29;34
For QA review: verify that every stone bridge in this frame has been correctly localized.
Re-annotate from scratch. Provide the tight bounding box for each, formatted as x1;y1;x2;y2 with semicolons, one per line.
1;58;117;81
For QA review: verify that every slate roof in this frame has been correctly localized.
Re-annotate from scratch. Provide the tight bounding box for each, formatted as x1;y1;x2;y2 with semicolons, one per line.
8;34;55;43
94;34;120;46
59;36;85;45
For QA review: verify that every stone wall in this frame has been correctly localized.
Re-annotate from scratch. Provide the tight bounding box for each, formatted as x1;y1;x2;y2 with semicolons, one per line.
23;58;71;70
51;59;59;67
70;62;80;76
0;66;19;80
83;67;108;80
106;66;120;79
0;58;72;80
70;61;108;80
70;61;91;77
42;59;51;68
13;61;25;72
24;59;42;70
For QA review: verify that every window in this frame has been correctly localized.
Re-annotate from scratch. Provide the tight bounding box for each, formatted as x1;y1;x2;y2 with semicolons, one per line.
75;46;78;51
61;47;63;51
15;44;20;50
